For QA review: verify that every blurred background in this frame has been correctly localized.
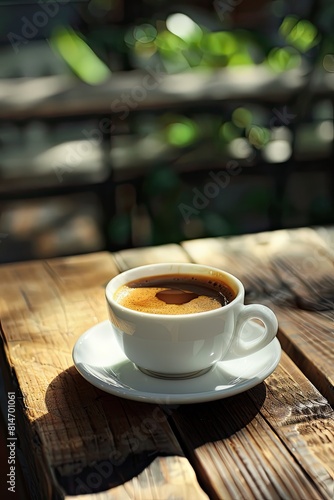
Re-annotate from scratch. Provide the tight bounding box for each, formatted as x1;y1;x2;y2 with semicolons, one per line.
0;0;333;263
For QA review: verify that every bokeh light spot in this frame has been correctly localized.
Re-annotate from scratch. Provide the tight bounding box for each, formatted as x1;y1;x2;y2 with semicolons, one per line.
166;13;202;42
134;24;157;44
280;16;319;52
262;140;292;163
166;120;198;147
219;122;240;142
232;107;252;128
323;54;334;72
248;126;271;149
267;47;301;72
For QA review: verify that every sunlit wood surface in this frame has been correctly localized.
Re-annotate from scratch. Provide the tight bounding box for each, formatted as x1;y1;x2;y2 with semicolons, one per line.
0;227;333;499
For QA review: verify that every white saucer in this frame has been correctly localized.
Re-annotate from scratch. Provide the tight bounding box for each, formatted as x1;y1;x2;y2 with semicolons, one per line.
72;320;281;404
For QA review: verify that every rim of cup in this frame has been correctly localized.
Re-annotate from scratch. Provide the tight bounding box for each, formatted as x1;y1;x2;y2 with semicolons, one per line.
105;263;244;318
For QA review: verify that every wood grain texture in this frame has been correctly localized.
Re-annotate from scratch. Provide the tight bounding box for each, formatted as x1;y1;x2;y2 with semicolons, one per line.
171;353;334;499
0;251;207;499
182;227;334;405
112;243;190;272
1;229;333;499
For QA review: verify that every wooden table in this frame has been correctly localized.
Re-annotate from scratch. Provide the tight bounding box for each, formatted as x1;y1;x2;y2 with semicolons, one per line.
0;226;333;499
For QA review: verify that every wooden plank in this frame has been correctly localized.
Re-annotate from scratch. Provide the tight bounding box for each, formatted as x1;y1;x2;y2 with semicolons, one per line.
182;227;334;405
272;306;334;406
0;253;207;499
93;456;208;500
1;235;333;499
113;243;190;272
170;352;334;500
182;227;333;302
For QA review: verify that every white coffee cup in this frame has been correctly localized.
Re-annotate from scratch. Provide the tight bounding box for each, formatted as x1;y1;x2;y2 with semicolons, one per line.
105;263;278;379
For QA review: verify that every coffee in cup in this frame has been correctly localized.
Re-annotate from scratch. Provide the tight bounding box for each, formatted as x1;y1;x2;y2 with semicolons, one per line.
114;273;236;315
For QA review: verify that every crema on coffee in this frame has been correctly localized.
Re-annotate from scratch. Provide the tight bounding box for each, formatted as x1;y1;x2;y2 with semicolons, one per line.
114;273;236;315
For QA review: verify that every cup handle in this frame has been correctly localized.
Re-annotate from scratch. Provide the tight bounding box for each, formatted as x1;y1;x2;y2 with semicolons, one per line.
229;304;278;357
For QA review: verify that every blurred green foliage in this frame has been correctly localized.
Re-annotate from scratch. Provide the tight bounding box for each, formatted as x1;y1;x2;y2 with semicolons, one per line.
44;3;334;246
47;4;324;78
